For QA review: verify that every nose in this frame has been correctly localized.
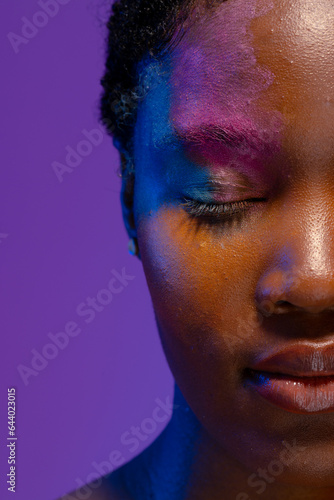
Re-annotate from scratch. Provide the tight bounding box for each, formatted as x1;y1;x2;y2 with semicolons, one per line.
255;193;334;316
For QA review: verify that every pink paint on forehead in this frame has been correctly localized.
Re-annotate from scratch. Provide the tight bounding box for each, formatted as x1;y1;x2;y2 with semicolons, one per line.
169;0;278;132
185;136;280;201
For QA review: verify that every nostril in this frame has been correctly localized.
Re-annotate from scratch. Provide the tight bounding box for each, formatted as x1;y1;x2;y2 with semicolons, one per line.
276;300;288;306
275;300;296;314
275;300;302;313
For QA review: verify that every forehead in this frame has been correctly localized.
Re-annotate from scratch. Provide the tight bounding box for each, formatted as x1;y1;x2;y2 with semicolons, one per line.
171;0;334;122
169;0;274;130
136;0;334;176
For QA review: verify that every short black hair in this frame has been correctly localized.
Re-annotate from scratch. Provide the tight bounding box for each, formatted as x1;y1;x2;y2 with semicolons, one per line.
100;0;222;168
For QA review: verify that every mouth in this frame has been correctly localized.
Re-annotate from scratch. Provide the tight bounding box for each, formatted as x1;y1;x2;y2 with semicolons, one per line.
245;344;334;414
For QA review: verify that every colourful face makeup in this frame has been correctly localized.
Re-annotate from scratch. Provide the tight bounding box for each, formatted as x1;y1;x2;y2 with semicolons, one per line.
135;0;285;217
130;0;334;493
169;0;286;202
169;0;275;126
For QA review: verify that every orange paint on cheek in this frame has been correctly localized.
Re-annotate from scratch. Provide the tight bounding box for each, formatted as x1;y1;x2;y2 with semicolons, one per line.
137;205;263;352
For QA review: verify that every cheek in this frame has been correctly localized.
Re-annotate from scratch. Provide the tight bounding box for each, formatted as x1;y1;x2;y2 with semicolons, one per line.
136;205;286;468
136;205;261;363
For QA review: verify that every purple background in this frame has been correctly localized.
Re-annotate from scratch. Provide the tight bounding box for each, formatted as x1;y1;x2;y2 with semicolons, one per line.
1;1;173;499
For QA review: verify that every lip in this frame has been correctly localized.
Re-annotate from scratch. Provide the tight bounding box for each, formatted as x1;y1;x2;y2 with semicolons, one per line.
252;344;334;377
246;343;334;414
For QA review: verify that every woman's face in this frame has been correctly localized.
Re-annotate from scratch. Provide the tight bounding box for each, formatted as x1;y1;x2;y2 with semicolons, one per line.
128;0;334;485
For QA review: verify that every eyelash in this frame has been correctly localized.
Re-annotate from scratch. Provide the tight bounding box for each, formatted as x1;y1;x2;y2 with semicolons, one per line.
181;197;267;222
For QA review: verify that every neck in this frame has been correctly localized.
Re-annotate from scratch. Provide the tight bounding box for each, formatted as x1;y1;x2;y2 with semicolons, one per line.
122;384;334;500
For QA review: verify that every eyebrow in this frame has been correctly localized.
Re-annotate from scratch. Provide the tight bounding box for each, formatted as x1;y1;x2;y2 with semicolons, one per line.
155;123;273;152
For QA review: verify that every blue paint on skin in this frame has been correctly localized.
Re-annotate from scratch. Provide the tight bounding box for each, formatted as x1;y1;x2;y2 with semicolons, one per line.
133;58;213;217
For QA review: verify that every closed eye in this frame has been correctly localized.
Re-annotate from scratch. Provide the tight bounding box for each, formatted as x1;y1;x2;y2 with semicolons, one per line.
181;197;267;223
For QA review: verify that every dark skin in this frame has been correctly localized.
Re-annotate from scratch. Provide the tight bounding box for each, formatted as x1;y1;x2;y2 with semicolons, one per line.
67;0;334;498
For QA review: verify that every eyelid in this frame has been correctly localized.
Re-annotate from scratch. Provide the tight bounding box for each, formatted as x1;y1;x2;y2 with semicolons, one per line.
186;174;266;200
181;197;267;221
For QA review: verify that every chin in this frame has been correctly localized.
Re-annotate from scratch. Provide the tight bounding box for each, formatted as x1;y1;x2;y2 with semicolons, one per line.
278;463;334;489
247;443;334;490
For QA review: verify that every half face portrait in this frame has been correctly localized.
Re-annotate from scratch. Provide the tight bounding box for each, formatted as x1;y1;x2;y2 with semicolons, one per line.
66;0;334;498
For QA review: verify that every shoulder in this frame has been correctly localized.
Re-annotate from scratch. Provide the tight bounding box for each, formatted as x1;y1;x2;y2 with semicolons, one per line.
60;438;158;500
61;466;134;500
